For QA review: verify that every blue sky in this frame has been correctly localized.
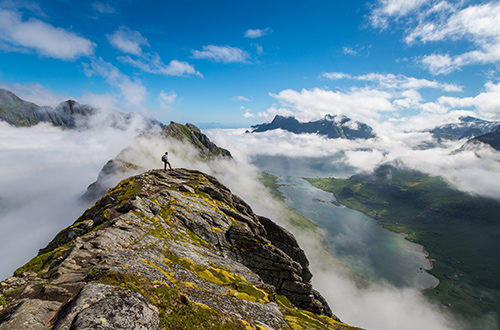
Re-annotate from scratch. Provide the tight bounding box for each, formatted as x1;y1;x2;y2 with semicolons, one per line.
1;0;500;127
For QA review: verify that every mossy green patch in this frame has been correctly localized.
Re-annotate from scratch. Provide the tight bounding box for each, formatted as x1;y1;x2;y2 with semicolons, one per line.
96;272;247;330
14;246;68;276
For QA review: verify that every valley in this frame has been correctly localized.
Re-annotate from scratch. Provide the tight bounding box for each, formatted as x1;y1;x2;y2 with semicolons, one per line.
305;165;500;326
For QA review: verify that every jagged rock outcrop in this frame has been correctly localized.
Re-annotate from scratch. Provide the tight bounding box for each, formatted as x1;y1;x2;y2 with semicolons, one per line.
81;122;232;203
0;169;361;330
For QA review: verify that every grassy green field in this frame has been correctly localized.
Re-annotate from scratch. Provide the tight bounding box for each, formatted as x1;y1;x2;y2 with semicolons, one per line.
305;165;500;326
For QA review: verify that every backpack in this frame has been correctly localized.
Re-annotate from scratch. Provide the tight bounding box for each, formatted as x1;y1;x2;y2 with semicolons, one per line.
161;154;167;162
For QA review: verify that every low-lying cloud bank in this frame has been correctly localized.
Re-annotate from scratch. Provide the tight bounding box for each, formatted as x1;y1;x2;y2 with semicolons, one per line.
0;118;495;330
207;127;500;200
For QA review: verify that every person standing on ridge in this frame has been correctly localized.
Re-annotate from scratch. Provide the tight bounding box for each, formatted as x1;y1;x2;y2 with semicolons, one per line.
162;151;172;170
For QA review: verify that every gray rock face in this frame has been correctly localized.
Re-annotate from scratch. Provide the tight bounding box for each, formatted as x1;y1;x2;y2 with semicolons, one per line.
0;169;359;330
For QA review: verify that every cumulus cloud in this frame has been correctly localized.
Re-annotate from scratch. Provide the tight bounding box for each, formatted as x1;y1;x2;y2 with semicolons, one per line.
0;8;95;60
107;26;149;56
438;81;500;119
191;45;250;63
370;0;500;74
269;87;395;123
369;0;431;29
244;27;271;39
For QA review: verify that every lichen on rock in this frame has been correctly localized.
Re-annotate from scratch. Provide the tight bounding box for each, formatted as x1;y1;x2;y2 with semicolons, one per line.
0;169;363;330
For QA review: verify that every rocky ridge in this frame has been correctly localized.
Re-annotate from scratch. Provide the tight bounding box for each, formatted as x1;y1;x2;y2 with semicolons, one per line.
0;169;361;330
81;121;232;203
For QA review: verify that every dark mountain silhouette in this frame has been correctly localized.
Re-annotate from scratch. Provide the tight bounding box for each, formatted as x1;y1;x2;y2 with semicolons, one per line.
0;89;160;130
249;114;376;139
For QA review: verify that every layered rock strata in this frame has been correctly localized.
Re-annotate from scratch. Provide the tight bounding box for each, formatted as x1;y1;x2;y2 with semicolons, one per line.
0;169;361;330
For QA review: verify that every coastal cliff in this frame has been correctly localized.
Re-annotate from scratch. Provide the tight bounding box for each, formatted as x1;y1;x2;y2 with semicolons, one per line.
0;169;361;330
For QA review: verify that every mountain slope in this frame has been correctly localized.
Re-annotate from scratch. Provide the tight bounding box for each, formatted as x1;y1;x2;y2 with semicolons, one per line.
0;89;160;130
460;124;500;151
0;169;361;330
429;116;500;140
249;115;375;139
306;165;500;327
81;121;232;202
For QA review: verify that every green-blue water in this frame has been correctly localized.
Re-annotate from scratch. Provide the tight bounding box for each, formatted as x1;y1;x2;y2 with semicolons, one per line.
254;155;439;289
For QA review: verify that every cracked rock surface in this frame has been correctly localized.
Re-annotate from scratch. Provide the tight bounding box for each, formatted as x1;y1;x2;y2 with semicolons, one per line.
0;169;362;330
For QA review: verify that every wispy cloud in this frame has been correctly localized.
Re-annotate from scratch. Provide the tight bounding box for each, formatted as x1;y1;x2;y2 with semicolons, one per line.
92;2;117;14
158;90;177;110
232;96;251;102
0;9;95;60
244;27;271;39
107;26;148;56
353;73;463;92
107;26;201;77
191;45;250;63
87;57;147;106
342;46;358;56
319;72;347;80
120;54;202;77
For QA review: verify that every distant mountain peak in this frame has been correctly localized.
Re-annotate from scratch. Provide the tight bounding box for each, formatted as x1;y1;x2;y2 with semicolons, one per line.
249;114;375;139
0;89;159;130
430;116;500;140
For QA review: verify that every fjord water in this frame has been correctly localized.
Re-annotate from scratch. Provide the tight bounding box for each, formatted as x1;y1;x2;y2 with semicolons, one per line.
253;155;438;289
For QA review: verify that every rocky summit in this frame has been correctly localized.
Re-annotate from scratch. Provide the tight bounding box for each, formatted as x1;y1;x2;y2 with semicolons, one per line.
0;169;361;330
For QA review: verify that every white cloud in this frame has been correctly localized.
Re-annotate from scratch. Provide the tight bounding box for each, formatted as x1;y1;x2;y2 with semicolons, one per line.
107;26;148;56
158;90;177;110
353;73;462;92
0;9;95;60
244;27;271;39
269;87;395;123
243;111;254;118
88;57;147;106
191;45;250;63
438;81;500;119
369;0;431;29
0;81;69;107
342;46;358;56
370;0;500;74
107;27;202;77
0;121;149;280
120;54;202;77
319;72;347;80
252;42;263;55
232;95;251;102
